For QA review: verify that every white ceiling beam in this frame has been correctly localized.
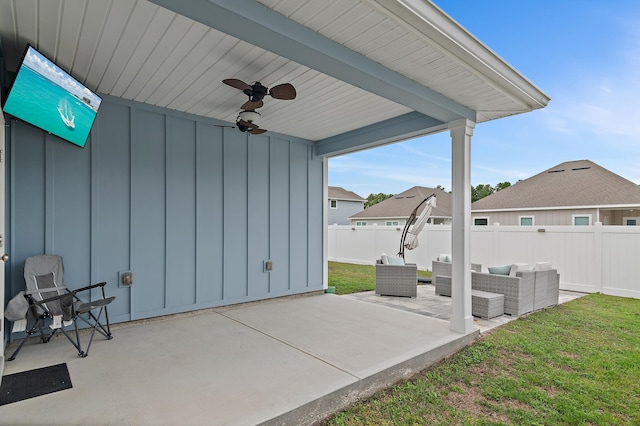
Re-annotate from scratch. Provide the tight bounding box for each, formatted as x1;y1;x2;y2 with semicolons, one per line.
149;0;476;123
315;111;444;157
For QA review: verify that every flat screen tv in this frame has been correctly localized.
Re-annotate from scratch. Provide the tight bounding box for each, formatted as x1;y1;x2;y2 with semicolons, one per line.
2;44;102;148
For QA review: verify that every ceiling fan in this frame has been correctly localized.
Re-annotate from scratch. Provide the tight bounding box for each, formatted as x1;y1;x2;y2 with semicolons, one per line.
222;78;296;110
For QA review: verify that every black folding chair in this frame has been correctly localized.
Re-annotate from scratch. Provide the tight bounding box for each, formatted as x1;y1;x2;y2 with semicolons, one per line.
7;255;115;361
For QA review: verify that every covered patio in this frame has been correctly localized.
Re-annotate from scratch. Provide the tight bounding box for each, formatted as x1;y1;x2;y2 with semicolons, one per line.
1;0;549;418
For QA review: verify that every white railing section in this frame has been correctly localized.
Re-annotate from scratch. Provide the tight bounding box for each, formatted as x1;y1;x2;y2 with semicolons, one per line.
328;223;640;299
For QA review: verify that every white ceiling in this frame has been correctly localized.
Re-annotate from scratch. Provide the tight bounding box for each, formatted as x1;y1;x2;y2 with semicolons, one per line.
0;0;549;145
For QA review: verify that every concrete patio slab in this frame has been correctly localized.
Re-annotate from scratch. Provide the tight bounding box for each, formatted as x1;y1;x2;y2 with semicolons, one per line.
222;294;463;378
2;293;476;426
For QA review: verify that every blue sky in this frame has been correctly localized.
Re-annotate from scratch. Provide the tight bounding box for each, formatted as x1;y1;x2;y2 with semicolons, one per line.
329;1;640;196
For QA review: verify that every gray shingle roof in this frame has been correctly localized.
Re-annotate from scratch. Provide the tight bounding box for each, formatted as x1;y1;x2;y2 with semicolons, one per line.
472;160;640;211
328;186;365;201
350;186;451;219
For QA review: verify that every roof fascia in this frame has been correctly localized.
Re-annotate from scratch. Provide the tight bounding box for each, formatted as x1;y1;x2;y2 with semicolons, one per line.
149;0;475;123
472;204;640;213
349;216;412;220
348;215;451;220
315;112;445;157
364;0;550;110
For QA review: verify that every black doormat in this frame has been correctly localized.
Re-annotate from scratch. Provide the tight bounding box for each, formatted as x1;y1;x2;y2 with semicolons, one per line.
0;363;72;406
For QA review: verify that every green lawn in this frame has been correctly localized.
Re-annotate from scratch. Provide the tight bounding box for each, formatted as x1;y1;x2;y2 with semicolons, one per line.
325;293;640;425
328;261;431;295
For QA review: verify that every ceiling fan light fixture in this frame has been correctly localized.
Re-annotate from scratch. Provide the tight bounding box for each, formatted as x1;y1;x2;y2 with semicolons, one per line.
238;110;260;122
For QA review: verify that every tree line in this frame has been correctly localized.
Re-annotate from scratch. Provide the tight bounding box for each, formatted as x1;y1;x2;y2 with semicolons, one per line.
364;182;513;208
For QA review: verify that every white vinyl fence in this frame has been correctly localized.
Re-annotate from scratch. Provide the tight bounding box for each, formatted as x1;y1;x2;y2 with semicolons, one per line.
328;223;640;299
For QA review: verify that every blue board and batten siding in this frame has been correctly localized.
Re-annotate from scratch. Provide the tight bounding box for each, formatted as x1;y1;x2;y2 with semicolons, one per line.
8;96;324;323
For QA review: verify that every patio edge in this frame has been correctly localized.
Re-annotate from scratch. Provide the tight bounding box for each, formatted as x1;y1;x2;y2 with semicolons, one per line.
261;329;480;426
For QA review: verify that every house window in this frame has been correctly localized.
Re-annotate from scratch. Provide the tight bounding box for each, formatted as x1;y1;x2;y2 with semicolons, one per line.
519;216;534;226
330;200;337;209
573;215;591;226
385;221;399;226
623;217;639;226
474;217;489;226
356;221;367;226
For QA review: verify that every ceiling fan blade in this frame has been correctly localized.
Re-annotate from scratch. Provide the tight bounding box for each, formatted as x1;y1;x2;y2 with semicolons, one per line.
241;100;264;110
237;119;259;130
223;78;251;91
269;83;296;100
249;128;267;135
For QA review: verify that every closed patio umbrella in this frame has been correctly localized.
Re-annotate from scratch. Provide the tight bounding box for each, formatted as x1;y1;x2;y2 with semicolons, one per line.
399;194;436;258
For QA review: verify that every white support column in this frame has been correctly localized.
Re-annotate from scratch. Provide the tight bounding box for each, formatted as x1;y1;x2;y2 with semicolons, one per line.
322;157;329;289
449;119;475;334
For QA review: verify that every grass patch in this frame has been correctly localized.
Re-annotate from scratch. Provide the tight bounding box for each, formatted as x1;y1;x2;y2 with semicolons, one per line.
328;261;431;295
325;293;640;425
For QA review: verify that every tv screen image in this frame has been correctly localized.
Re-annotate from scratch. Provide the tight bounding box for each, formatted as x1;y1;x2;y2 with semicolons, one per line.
2;45;102;148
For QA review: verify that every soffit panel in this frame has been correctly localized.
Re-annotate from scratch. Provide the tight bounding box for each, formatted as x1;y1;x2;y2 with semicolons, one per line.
258;0;529;118
0;0;413;140
0;0;545;142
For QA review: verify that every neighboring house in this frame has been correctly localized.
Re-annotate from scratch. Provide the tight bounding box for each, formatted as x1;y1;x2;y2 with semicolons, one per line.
349;186;452;227
328;186;365;225
472;160;640;226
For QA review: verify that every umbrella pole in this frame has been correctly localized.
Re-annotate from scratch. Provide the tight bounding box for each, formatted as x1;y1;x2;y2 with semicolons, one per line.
398;209;417;258
398;194;436;259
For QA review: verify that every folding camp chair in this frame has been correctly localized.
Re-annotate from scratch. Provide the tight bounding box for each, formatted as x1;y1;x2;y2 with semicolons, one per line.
7;254;115;361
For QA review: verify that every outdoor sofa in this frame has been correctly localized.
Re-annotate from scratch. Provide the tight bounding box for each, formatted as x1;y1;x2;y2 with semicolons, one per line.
435;266;560;316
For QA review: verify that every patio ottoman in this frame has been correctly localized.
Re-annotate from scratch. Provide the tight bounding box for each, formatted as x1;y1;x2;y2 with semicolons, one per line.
472;290;504;319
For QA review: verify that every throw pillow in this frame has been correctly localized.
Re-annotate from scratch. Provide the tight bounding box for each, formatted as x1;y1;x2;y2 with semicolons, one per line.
488;265;511;275
385;255;405;265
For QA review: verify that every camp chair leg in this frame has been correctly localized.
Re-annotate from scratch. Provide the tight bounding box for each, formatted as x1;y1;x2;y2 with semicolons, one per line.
40;322;53;343
76;305;110;357
82;307;113;340
60;321;86;358
8;336;30;362
7;318;47;361
100;285;113;339
8;340;27;362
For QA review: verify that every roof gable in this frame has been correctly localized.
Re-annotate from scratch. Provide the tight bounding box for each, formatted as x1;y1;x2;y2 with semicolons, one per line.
328;186;365;201
472;160;640;210
350;186;451;219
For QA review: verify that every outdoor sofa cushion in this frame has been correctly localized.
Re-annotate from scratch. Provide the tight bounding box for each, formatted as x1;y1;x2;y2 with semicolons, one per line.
381;254;405;265
487;265;511;275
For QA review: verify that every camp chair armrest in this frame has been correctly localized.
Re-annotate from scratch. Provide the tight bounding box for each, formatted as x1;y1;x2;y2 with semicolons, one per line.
73;282;108;293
